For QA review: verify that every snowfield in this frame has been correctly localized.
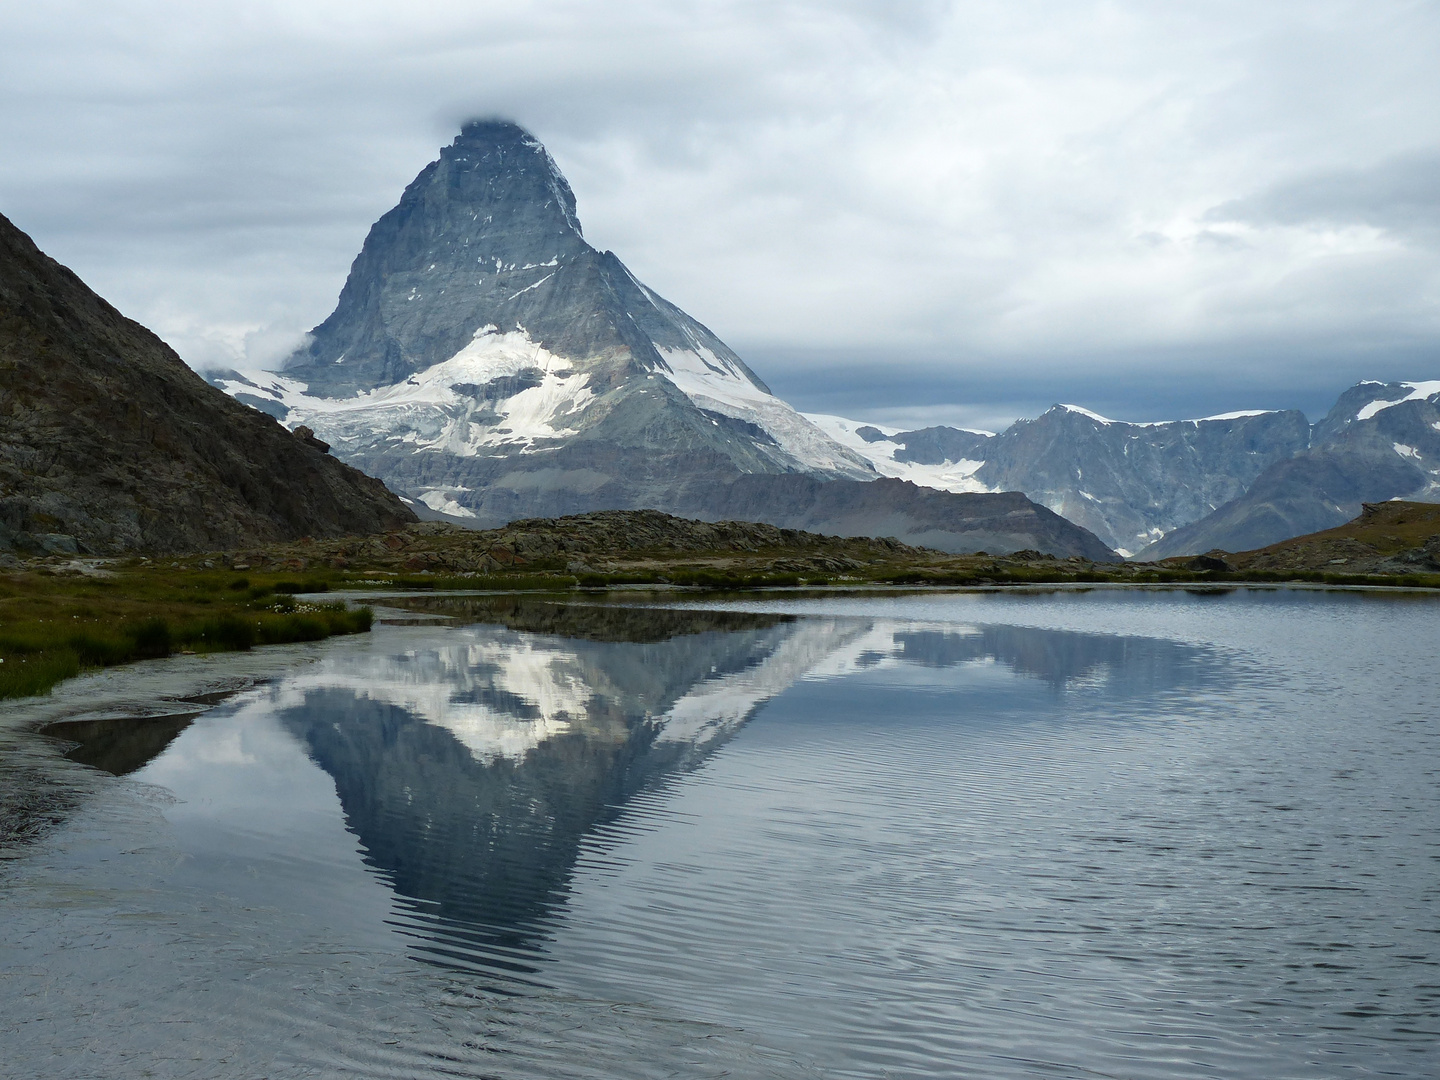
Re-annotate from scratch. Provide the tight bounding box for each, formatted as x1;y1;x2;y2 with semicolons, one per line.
803;413;992;494
651;344;875;479
1058;403;1278;427
1355;382;1440;422
215;327;596;459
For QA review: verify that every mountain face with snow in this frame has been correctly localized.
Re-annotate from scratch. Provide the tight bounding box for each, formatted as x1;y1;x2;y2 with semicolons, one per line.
1140;381;1440;559
809;387;1440;558
226;121;873;516
214;121;1113;558
804;414;994;495
972;406;1311;556
808;405;1311;556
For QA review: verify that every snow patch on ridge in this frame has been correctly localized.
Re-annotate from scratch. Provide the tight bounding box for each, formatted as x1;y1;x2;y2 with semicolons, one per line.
1058;404;1116;424
803;413;991;494
1194;410;1274;422
652;345;874;479
1356;382;1440;422
1058;403;1277;427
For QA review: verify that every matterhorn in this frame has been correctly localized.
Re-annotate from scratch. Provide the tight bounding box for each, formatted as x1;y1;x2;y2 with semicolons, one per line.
214;121;1114;559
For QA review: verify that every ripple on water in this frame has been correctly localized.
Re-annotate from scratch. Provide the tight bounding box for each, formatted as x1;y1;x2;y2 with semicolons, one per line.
2;592;1437;1079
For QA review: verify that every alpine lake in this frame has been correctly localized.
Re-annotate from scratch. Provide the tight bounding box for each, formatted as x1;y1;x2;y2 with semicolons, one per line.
2;585;1437;1079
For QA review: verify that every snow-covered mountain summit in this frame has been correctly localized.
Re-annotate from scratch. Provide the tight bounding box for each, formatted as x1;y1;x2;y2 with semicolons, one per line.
210;122;1120;558
214;121;874;524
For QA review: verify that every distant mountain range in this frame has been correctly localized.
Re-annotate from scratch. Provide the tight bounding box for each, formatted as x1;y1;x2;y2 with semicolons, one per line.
809;407;1313;555
817;386;1440;558
4;119;1427;564
1140;380;1440;558
0;212;414;557
207;122;1437;560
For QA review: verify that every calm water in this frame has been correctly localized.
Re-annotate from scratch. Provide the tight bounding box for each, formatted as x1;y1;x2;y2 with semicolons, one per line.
1;588;1437;1078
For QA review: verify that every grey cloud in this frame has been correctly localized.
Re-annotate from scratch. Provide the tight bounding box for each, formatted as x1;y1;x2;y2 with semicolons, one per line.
1210;152;1440;241
1;1;1438;421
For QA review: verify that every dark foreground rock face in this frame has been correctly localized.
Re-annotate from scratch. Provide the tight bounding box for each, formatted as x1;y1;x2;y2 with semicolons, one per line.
0;212;415;555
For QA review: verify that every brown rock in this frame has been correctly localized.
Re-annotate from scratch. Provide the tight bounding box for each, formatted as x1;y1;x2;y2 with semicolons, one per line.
0;212;415;555
292;426;330;454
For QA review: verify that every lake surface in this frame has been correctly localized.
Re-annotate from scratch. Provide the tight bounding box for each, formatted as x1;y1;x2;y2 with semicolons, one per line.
2;587;1437;1078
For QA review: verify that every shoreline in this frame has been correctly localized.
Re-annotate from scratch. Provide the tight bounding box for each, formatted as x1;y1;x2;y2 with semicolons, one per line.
7;582;1440;728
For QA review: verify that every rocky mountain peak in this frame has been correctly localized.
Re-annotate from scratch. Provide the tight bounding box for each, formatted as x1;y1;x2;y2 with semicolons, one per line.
213;126;1117;557
452;119;583;237
1313;380;1440;442
285;120;598;396
225;123;881;508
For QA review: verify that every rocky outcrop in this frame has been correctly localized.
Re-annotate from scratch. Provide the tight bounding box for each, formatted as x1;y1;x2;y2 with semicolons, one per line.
0;212;415;555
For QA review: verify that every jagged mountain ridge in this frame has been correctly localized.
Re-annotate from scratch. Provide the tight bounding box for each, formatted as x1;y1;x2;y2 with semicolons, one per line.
812;405;1312;556
971;406;1312;556
214;121;1114;558
0;212;414;556
1140;380;1440;558
815;385;1440;558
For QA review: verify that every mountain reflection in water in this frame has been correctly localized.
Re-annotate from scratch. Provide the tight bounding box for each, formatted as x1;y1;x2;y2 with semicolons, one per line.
253;602;1211;981
9;592;1437;1080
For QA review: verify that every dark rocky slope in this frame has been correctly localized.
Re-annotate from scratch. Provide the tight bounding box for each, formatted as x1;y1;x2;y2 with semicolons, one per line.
1227;501;1440;575
0;212;414;555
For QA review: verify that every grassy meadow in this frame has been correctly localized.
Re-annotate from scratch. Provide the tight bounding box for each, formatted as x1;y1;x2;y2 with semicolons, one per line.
0;566;370;700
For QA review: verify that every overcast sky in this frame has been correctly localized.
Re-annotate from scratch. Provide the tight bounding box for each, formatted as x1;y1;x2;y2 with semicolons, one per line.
3;0;1437;430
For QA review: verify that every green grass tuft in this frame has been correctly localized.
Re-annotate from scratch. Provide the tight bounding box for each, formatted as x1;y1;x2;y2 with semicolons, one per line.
0;563;377;700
